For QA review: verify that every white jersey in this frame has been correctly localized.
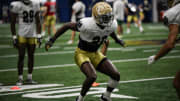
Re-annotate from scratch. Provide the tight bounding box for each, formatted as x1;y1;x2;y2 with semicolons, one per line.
10;1;40;37
164;3;180;25
113;0;125;20
77;17;117;52
72;1;86;19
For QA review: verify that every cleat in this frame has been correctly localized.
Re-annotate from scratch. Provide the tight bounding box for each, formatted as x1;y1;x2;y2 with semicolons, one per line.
75;96;84;101
67;40;73;44
16;79;23;86
25;79;38;85
100;94;112;101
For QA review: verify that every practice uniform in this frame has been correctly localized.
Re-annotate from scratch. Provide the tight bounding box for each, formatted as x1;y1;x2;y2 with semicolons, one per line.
163;3;180;26
113;0;125;25
10;1;40;44
44;1;56;26
126;3;138;23
75;17;117;68
72;1;86;22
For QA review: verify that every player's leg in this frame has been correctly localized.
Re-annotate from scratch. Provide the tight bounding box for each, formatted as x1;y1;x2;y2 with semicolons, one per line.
173;70;180;99
75;48;97;101
52;15;56;35
126;15;132;34
25;38;37;84
16;37;26;85
67;31;76;44
76;62;97;101
96;59;120;101
134;16;144;33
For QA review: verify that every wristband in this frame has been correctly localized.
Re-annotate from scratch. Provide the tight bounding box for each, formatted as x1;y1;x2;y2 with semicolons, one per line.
12;35;17;40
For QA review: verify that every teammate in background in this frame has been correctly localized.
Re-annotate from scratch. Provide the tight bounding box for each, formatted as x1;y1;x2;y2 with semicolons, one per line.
67;0;86;44
138;4;145;28
45;2;125;101
126;3;144;34
148;0;180;99
10;0;41;85
40;3;48;37
43;0;56;40
113;0;126;38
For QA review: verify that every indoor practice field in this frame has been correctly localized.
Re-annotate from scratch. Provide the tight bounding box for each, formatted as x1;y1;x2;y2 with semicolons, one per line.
0;23;179;101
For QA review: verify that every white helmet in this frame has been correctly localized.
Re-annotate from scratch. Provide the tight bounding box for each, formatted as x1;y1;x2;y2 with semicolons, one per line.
92;2;114;27
167;0;180;8
20;0;32;5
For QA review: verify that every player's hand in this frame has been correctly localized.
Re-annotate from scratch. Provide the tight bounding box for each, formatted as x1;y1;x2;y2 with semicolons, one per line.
45;39;54;51
37;34;42;48
12;35;18;48
116;39;126;47
148;55;155;65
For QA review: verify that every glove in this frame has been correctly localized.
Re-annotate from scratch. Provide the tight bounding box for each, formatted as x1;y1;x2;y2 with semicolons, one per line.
116;39;126;47
37;34;42;48
148;55;156;65
12;35;18;48
45;38;54;51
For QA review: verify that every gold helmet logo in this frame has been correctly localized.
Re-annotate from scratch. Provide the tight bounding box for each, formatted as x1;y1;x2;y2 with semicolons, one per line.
92;2;114;26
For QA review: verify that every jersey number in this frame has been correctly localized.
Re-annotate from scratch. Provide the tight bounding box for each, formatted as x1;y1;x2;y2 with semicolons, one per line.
23;10;34;23
93;36;107;45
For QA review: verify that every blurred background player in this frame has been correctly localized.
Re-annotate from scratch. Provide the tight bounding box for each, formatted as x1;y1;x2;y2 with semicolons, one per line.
43;0;56;40
148;0;180;99
10;0;41;85
67;0;86;44
126;2;144;34
113;0;127;38
40;2;48;37
2;5;9;24
45;2;125;101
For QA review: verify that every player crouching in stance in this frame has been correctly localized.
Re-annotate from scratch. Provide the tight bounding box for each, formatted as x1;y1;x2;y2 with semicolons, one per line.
10;0;41;86
148;0;180;99
45;2;125;101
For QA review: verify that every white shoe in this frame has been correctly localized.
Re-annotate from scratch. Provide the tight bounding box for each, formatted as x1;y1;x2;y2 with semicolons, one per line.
100;94;112;101
126;29;131;34
67;40;73;44
16;79;23;86
25;79;38;85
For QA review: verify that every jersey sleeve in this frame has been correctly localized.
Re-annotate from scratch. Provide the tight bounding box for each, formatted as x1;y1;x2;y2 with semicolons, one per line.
76;19;86;32
164;8;180;25
10;2;20;13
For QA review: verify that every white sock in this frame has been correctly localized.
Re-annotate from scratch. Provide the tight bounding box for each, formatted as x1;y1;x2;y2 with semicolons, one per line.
104;91;111;97
27;74;32;80
77;94;84;101
139;26;144;32
18;75;23;80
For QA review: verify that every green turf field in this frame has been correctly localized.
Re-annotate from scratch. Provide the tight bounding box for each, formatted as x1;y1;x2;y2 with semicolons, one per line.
0;23;179;101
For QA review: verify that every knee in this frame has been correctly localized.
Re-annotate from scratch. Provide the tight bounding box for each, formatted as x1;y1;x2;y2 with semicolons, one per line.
111;72;120;81
87;74;97;82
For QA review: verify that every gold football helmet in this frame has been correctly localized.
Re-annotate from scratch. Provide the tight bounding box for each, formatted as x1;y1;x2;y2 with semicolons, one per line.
92;2;114;26
167;0;180;8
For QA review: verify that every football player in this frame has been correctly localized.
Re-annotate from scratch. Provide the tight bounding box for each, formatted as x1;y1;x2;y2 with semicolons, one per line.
44;0;56;40
45;2;125;101
67;0;86;44
10;0;41;85
148;0;180;99
126;3;144;34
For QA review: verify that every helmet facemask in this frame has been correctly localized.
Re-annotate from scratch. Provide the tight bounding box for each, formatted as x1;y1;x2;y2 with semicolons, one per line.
92;2;114;27
21;0;32;5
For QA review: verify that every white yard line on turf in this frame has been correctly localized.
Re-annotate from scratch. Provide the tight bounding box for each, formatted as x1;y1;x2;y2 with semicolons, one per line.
0;55;180;72
0;76;174;96
1;44;180;58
